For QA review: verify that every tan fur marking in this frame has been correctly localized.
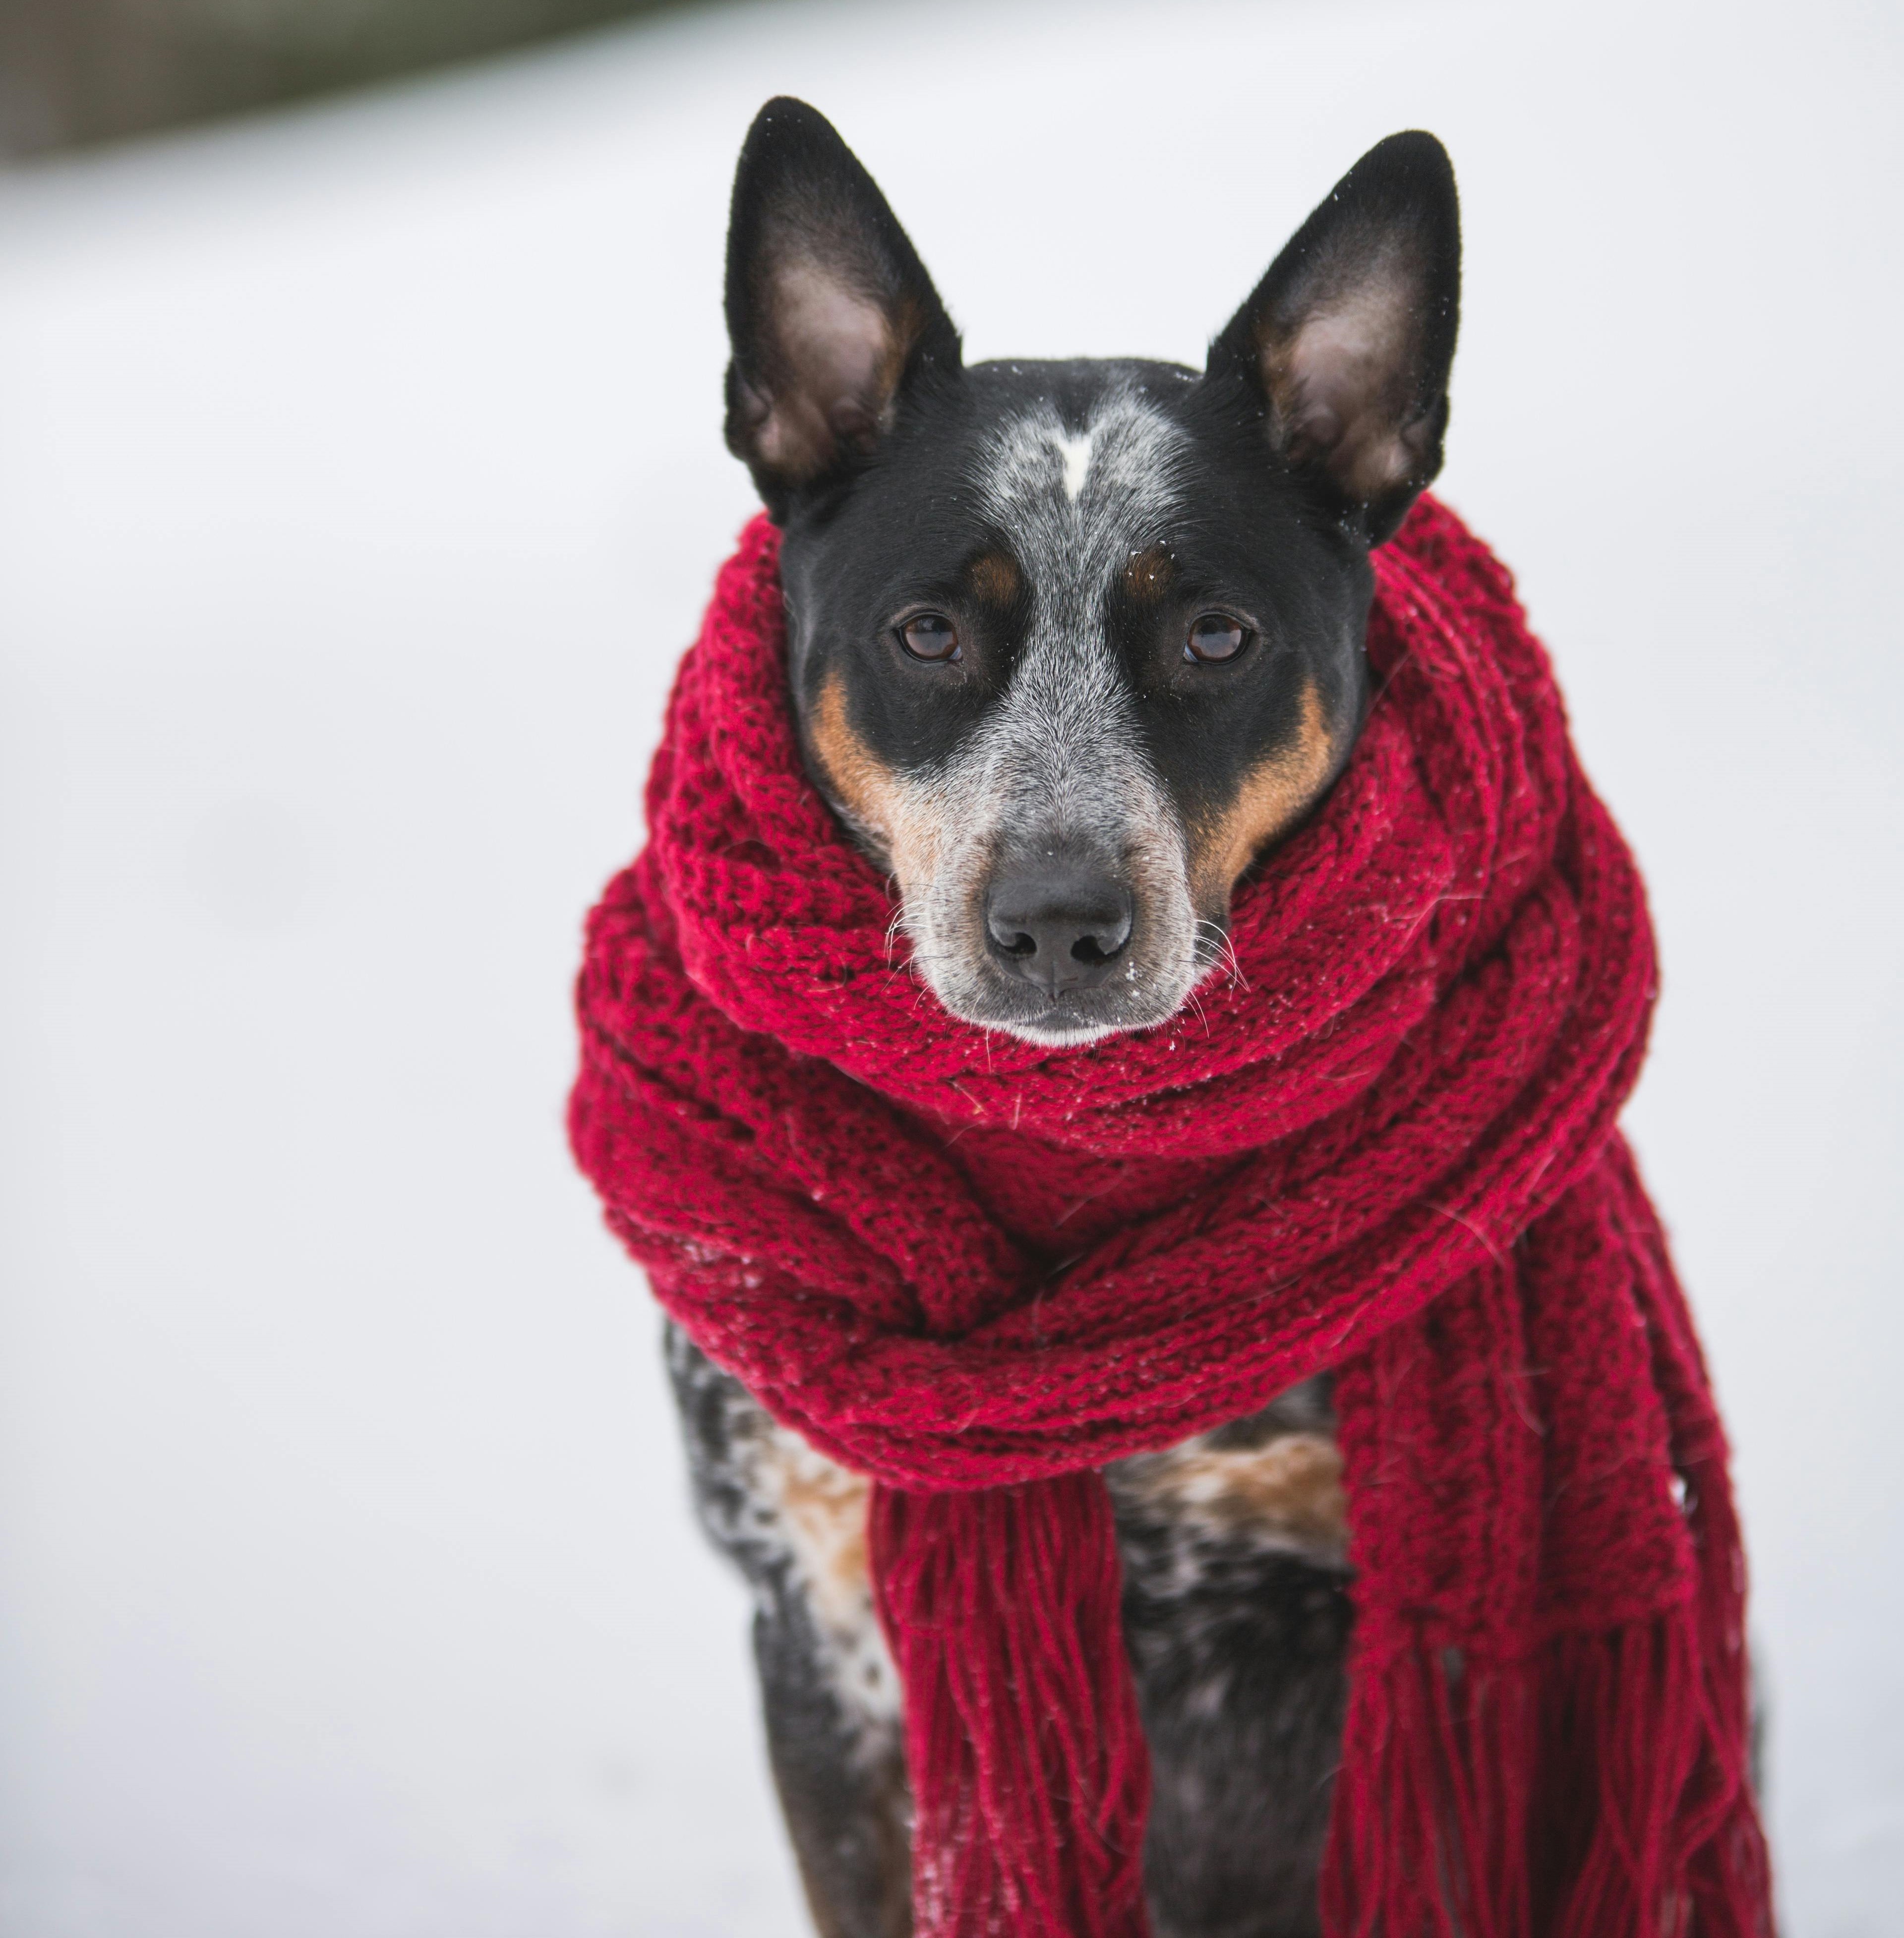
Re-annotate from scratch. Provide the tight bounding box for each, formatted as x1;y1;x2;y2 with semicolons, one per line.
967;549;1022;606
809;674;902;854
1133;1432;1347;1555
767;1428;874;1632
1122;543;1175;601
1191;679;1336;907
810;674;954;904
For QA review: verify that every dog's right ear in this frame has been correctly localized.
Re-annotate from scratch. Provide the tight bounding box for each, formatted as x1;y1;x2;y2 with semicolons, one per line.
723;99;961;517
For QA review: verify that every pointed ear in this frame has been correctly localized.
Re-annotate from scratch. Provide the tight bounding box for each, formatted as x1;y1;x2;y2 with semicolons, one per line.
723;99;961;515
1209;132;1460;544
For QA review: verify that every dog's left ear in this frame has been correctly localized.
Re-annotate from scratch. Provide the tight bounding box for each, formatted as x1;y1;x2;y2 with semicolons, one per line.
723;98;962;517
1210;132;1460;544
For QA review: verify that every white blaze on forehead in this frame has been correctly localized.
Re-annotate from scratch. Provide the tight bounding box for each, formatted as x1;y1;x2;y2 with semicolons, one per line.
1054;430;1095;501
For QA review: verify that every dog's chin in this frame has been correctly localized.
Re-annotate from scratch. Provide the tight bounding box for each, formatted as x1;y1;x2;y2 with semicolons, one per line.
984;1009;1134;1049
921;962;1199;1048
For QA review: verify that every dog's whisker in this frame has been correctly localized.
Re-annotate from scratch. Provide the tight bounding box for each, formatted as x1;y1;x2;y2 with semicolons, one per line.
1193;918;1248;990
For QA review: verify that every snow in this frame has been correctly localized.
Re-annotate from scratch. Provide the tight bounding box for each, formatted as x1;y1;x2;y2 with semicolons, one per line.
0;0;1899;1931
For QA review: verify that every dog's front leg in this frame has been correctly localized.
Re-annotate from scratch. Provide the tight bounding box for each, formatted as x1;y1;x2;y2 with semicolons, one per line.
755;1596;912;1938
666;1326;912;1937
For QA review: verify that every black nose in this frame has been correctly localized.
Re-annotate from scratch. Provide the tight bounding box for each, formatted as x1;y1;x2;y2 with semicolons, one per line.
985;865;1134;994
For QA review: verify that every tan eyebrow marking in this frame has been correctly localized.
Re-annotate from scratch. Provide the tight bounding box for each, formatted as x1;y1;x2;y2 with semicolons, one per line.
966;549;1022;606
1122;543;1176;601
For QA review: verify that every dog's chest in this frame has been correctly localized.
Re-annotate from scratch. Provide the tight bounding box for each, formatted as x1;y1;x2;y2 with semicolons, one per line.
667;1325;1348;1747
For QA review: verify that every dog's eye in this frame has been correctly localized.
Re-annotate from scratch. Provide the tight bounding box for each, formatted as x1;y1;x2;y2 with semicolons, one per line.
898;612;961;662
1185;613;1249;663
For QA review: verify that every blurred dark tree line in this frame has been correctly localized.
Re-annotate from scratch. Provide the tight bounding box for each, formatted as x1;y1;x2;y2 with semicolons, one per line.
0;0;689;157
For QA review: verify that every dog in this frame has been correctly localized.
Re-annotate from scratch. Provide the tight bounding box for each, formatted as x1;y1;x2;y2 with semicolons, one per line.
669;97;1460;1938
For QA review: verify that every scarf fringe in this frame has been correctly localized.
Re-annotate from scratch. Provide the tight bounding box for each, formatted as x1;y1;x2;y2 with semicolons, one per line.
874;1474;1772;1938
1320;1606;1771;1938
870;1475;1152;1938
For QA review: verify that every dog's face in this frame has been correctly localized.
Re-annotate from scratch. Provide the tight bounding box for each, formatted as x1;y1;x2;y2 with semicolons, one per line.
723;103;1460;1045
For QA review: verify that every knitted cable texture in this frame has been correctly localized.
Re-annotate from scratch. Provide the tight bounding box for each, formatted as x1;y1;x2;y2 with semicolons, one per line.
569;498;1774;1938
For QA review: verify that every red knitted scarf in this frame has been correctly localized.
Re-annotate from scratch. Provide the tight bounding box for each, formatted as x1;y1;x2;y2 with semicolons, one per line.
569;499;1773;1937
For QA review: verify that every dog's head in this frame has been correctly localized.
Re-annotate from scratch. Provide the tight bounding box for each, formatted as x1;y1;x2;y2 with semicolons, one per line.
722;100;1459;1046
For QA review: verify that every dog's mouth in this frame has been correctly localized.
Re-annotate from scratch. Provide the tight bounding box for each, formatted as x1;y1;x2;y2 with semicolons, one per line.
925;946;1207;1048
979;990;1174;1049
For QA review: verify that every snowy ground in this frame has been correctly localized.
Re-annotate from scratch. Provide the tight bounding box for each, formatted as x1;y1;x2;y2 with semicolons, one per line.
0;0;1898;1932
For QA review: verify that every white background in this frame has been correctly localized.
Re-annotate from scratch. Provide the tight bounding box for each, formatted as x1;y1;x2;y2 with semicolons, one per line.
1;0;1899;1931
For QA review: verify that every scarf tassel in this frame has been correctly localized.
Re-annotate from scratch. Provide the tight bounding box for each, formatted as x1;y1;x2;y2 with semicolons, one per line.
872;1466;1771;1938
880;1472;1776;1930
1321;1616;1771;1936
870;1474;1152;1938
